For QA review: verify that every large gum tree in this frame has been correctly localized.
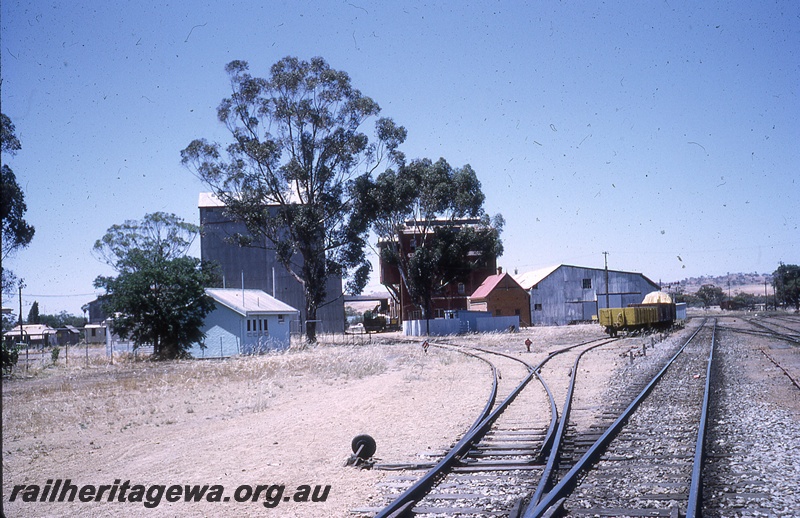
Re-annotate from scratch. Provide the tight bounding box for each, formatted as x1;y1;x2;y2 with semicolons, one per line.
353;157;504;322
1;113;35;296
181;56;405;342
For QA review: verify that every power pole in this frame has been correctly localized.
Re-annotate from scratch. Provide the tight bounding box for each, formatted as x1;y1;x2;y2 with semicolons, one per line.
18;280;27;373
18;282;24;334
603;251;610;308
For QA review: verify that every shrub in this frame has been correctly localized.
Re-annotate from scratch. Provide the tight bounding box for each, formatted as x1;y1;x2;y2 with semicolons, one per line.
2;342;20;375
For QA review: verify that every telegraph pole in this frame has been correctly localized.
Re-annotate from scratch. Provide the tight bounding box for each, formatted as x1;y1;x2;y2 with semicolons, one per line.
603;252;610;308
18;280;27;373
18;282;24;336
764;279;769;310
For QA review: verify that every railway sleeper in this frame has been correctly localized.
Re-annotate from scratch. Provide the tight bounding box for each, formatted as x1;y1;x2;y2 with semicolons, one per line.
566;506;680;517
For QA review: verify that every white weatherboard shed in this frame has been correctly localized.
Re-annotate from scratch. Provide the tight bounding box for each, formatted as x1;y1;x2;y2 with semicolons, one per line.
189;288;299;358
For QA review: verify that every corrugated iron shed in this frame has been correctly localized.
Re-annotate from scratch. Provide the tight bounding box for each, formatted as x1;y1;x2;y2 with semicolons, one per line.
513;265;561;290
513;264;661;326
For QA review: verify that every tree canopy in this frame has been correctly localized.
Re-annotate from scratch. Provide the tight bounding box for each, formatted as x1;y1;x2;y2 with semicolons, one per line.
695;284;725;307
181;56;405;342
93;213;218;359
27;301;40;325
37;311;86;329
773;263;800;310
92;211;198;270
1;113;35;296
353;157;504;319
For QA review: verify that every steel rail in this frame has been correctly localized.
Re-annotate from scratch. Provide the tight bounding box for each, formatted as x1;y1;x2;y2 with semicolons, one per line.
430;343;501;435
759;348;800;390
453;344;535;432
758;316;800;335
743;318;800;343
522;320;708;518
524;338;619;510
373;338;609;517
686;319;717;517
720;327;785;339
373;344;536;517
461;338;616;467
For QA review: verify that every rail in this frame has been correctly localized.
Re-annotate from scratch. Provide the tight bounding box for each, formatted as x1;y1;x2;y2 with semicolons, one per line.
522;320;708;518
373;344;535;518
373;337;610;517
524;338;618;510
686;319;717;517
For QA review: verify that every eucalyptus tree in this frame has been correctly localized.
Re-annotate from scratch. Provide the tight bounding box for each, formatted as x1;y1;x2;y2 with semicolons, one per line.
353;157;504;321
181;56;405;342
92;211;198;269
773;263;800;310
1;113;35;295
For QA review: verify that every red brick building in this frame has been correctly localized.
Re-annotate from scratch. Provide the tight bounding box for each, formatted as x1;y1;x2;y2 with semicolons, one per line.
379;221;498;323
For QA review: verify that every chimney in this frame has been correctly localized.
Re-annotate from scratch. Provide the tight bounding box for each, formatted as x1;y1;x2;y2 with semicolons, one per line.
497;266;503;275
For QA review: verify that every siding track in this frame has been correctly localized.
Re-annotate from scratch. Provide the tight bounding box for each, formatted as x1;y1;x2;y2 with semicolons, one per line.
365;338;615;517
522;320;715;518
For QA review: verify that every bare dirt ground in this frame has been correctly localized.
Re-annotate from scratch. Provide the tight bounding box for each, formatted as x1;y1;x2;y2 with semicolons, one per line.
3;317;798;517
3;335;493;517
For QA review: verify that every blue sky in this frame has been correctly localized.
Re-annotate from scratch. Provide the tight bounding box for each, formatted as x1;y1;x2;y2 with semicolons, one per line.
2;1;798;316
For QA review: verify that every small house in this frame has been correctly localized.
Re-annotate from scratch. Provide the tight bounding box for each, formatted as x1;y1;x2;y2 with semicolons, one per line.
3;324;58;347
468;268;531;327
57;325;82;346
84;324;107;344
188;288;299;358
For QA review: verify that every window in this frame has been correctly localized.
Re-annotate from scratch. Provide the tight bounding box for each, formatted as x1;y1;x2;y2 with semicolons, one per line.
582;278;592;289
91;328;96;337
458;282;465;295
247;320;251;332
515;309;521;316
495;309;502;316
278;314;284;323
534;303;542;311
262;319;268;332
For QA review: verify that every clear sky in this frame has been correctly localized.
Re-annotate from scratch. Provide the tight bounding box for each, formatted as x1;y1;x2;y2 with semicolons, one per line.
2;1;798;317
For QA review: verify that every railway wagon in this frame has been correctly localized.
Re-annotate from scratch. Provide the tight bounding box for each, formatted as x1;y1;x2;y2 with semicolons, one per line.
598;291;676;336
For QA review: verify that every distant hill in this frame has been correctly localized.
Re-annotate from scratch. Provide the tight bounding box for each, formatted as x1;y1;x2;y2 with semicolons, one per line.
669;272;773;295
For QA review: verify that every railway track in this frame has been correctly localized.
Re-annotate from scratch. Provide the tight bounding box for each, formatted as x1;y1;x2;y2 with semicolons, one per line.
746;315;800;341
409;345;547;517
762;313;800;332
702;314;800;517
522;320;714;518
358;316;798;516
359;338;617;517
718;315;800;388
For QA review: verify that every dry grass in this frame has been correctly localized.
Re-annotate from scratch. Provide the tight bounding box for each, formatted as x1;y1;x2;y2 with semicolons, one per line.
2;326;604;460
3;324;645;518
1;337;441;443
